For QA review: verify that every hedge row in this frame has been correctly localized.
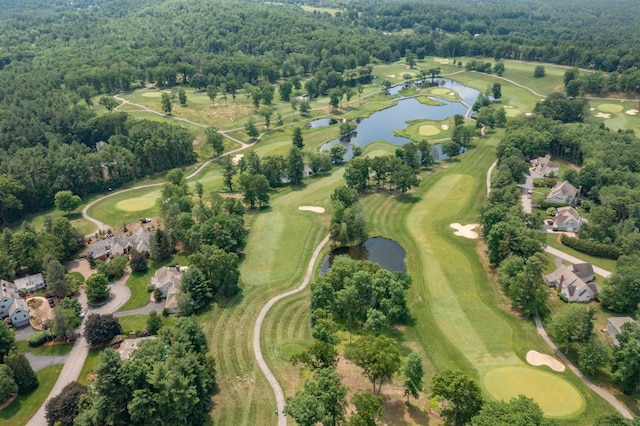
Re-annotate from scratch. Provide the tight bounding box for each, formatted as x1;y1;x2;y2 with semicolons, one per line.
28;330;54;347
560;234;621;260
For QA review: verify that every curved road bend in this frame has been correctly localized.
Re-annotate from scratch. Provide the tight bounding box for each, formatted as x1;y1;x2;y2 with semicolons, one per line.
253;234;331;426
485;157;630;417
534;315;632;419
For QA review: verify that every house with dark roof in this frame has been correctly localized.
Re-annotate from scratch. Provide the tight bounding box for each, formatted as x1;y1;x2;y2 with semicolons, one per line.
544;263;600;302
607;317;636;345
86;227;151;261
9;299;30;328
532;154;560;177
553;206;584;232
14;273;45;294
546;180;580;206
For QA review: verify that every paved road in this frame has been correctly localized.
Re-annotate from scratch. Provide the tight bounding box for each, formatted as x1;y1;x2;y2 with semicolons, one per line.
114;300;163;318
253;234;331;426
486;160;498;194
26;271;133;426
543;246;611;278
534;315;632;419
25;353;70;373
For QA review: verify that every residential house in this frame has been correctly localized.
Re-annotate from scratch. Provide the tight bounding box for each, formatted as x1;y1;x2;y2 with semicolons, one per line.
553;206;583;232
9;299;30;328
116;336;156;360
151;266;184;314
14;273;45;294
607;317;636;345
546;180;580;206
532;154;560;177
86;227;151;261
544;263;600;302
0;280;20;318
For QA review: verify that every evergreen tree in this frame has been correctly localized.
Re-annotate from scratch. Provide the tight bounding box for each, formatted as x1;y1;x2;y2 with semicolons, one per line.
4;350;38;394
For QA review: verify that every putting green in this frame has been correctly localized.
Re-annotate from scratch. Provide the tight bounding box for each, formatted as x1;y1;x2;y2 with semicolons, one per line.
419;125;441;136
504;108;521;117
141;92;163;98
431;88;453;96
115;197;156;212
484;367;584;417
598;103;624;113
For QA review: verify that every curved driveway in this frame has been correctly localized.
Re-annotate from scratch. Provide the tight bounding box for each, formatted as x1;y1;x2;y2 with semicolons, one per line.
253;234;330;426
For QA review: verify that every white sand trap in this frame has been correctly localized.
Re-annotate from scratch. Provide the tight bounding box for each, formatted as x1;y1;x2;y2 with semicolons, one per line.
526;350;565;372
590;108;595;111
231;154;244;165
450;223;479;239
625;109;639;116
448;92;455;96
525;112;533;116
298;206;325;213
595;112;611;119
386;74;395;78
504;105;514;109
441;124;449;130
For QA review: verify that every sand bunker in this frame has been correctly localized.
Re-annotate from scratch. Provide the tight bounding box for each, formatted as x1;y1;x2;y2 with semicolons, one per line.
434;58;449;64
450;223;479;239
386;74;395;78
231;154;244;165
525;112;533;116
594;112;611;119
298;206;325;213
504;105;514;109
526;350;565;372
625;109;639;116
448;92;455;96
441;124;449;130
590;108;596;111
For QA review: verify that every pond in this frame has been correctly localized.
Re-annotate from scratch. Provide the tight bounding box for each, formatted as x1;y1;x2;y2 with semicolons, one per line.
319;78;479;161
320;237;406;275
306;118;339;128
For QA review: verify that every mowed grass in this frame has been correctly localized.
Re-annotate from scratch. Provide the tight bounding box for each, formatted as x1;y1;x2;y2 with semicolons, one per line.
78;348;106;386
0;364;62;424
118;314;177;334
15;340;73;356
86;187;161;228
587;99;640;136
544;233;617;273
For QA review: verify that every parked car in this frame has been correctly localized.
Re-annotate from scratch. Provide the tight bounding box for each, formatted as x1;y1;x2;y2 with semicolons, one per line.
527;193;532;199
140;217;152;224
47;298;55;307
527;188;532;194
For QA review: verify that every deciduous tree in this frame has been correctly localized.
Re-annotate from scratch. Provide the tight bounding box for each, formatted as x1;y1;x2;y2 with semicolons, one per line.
472;395;549;426
45;381;87;426
85;273;109;304
345;335;401;395
84;314;122;346
403;352;424;402
160;93;172;114
432;370;483;426
54;190;81;215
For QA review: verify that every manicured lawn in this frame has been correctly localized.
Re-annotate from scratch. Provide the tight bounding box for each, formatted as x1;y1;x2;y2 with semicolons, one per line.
86;186;161;228
545;233;617;273
0;364;62;424
118;254;188;312
586;99;640;136
16;340;73;356
78;348;106;386
118;314;176;334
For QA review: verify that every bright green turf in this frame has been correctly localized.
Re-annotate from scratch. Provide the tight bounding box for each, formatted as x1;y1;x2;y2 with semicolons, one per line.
598;103;624;113
118;314;177;334
115;197;157;212
16;340;73;356
0;364;62;424
544;233;617;273
86;187;161;228
484;367;584;417
78;348;106;386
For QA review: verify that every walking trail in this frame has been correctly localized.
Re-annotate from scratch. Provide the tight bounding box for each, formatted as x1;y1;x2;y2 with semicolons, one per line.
253;234;330;426
486;154;630;418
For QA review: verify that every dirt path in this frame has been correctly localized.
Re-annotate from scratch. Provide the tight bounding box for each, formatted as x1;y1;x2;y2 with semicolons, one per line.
253;234;330;426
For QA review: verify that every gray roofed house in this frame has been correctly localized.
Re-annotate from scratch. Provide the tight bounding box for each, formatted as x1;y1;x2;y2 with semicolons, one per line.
14;273;45;294
572;263;595;283
0;280;20;319
86;227;151;261
553;206;583;232
532;154;560;177
116;336;156;360
607;317;636;345
9;298;30;328
151;266;184;314
544;264;600;303
546;180;580;206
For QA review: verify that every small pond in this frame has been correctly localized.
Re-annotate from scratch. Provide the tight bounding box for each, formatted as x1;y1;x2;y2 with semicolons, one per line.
319;78;479;161
306;118;339;128
320;237;406;275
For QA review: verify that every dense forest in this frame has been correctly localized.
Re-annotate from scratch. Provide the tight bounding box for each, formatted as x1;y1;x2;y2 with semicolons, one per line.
1;0;640;222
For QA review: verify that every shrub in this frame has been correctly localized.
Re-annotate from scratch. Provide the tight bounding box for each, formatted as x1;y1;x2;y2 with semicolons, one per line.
28;331;53;347
84;314;122;346
45;381;87;426
560;234;621;259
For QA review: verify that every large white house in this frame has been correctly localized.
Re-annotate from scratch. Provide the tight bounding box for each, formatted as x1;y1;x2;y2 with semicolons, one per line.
546;180;580;206
544;263;599;302
553;206;583;232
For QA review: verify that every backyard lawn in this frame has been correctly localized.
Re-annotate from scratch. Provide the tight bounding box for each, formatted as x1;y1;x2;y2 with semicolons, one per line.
0;364;62;424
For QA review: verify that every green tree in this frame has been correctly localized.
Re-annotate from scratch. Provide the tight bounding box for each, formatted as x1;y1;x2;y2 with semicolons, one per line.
0;321;16;362
178;88;187;105
0;364;17;404
84;314;122;346
150;229;173;261
578;338;611;376
178;266;212;314
493;62;505;76
85;273;109;304
206;84;217;104
291;341;338;370
259;106;273;129
0;174;24;225
245;120;259;139
550;304;595;354
220;155;236;191
146;310;163;335
491;82;502;99
4;350;38;394
45;381;87;426
206;127;225;157
472;395;550;426
612;322;640;394
534;65;546;78
345;335;401;395
286;368;347;426
99;96;119;111
129;250;148;273
344;158;370;192
54;190;81;215
279;80;293;101
346;391;383;426
495;107;507;127
432;370;483;426
160;93;172;114
188;244;240;298
428;67;441;84
390;165;420;193
299;101;311;116
45;258;70;298
330;144;347;164
287;147;305;185
402;352;424;402
292;126;304;149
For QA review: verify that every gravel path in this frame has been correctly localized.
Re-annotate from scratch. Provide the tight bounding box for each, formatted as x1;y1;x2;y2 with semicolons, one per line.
534;315;632;419
253;234;330;426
